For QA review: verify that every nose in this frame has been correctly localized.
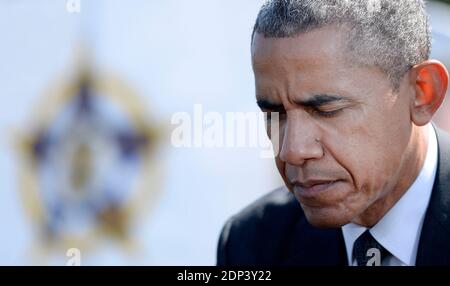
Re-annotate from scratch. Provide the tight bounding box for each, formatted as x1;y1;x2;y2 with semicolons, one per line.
279;111;324;166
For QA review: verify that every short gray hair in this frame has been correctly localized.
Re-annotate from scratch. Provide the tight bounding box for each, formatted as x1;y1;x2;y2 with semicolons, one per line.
252;0;431;88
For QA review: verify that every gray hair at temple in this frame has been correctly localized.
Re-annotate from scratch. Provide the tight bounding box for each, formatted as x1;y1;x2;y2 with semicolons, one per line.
252;0;431;88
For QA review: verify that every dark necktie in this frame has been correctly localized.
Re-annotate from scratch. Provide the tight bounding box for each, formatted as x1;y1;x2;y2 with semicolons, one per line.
352;230;389;266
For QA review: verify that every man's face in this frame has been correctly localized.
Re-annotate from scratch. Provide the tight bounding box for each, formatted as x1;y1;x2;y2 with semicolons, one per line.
252;26;416;228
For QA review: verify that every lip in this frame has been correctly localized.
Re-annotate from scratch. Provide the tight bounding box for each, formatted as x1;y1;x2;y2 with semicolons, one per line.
292;180;341;197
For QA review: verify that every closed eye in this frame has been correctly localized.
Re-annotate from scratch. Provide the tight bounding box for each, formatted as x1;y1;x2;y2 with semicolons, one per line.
311;108;344;118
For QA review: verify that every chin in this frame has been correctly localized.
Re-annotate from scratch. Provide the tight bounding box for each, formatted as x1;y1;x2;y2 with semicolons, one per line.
301;205;353;229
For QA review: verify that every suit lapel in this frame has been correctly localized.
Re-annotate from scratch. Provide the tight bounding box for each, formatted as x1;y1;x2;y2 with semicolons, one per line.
280;215;348;265
416;127;450;265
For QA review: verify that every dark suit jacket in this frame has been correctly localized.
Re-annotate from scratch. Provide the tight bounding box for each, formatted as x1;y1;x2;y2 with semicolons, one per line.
217;128;450;266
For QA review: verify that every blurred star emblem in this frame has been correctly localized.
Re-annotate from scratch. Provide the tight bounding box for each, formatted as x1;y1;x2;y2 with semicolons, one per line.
16;67;164;251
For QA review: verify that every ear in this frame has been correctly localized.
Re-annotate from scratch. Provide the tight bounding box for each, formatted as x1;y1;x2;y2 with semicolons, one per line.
409;60;449;126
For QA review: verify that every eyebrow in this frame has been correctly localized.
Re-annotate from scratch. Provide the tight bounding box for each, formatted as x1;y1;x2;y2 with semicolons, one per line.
256;100;285;111
257;94;345;110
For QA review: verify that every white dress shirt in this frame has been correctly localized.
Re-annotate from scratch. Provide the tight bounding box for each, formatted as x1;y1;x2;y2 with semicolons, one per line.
341;123;438;266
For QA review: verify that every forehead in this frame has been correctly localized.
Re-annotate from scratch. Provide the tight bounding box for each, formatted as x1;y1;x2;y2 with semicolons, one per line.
251;26;391;98
251;26;348;73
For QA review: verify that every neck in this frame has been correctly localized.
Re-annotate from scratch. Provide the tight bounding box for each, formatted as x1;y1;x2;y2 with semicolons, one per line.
353;124;430;227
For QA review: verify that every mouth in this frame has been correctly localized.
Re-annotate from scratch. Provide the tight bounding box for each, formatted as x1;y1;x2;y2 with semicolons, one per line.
292;179;342;198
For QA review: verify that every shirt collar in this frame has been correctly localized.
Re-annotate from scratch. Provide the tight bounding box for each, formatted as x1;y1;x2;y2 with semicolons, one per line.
341;124;438;266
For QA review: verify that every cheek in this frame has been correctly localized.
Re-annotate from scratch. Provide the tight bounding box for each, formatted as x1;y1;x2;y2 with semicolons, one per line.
273;123;291;186
327;103;410;190
333;131;406;195
275;157;291;188
321;133;386;195
275;157;284;176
